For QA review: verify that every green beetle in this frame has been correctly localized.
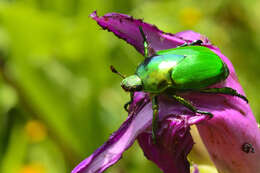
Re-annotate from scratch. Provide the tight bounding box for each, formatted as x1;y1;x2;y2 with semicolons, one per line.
112;27;248;142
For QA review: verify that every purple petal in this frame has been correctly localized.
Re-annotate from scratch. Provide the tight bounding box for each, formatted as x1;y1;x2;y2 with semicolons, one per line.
175;30;211;45
176;34;260;173
138;116;193;173
160;27;260;173
197;50;260;173
90;11;186;54
71;92;150;173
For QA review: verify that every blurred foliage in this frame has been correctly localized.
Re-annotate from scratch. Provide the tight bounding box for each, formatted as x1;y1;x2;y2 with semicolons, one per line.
0;0;259;173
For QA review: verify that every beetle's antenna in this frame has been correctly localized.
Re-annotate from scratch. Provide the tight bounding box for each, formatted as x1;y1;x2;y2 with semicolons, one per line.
139;26;149;58
110;65;125;79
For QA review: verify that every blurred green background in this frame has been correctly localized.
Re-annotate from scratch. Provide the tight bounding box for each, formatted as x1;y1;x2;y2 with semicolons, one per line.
0;0;259;173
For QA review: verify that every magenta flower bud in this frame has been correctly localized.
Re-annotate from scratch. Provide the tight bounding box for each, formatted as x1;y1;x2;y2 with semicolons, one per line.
72;11;260;173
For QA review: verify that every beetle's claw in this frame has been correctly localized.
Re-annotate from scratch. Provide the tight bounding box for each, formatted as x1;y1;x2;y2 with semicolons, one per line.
238;94;249;103
197;110;214;118
124;101;131;112
190;39;203;46
177;40;203;48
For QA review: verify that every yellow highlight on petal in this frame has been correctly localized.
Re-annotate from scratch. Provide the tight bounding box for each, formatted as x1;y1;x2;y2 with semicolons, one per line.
189;126;213;165
179;7;202;27
20;163;45;173
25;120;47;142
190;165;218;173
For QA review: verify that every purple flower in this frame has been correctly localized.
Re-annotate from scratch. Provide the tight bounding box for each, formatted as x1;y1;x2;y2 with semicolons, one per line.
72;12;260;173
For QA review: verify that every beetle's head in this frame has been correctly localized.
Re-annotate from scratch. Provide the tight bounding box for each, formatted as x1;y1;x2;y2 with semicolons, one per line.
121;75;143;92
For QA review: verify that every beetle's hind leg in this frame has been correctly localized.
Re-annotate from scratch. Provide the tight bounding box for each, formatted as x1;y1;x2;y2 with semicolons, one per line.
178;40;203;48
190;40;203;46
172;95;213;118
199;87;248;103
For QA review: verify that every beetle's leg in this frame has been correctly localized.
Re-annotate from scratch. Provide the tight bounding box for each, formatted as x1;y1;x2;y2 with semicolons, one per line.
124;101;131;112
139;26;157;57
178;40;203;48
139;26;149;58
124;92;134;112
172;95;213;118
199;87;248;103
190;40;203;46
152;95;159;144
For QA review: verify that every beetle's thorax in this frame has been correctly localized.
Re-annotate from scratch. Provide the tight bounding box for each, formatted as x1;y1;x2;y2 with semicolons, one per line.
136;54;185;93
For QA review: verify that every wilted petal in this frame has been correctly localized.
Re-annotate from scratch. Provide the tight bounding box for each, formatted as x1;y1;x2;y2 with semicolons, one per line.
90;11;186;54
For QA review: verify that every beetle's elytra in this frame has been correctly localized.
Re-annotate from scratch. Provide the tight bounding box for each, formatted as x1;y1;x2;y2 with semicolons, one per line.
135;46;229;93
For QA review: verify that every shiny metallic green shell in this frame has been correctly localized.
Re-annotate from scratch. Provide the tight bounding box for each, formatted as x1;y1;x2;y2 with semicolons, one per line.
136;46;229;93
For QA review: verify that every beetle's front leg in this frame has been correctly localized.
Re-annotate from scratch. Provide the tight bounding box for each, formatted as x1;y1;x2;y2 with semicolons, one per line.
124;101;131;112
139;26;156;58
124;92;134;112
199;87;248;103
152;95;159;144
